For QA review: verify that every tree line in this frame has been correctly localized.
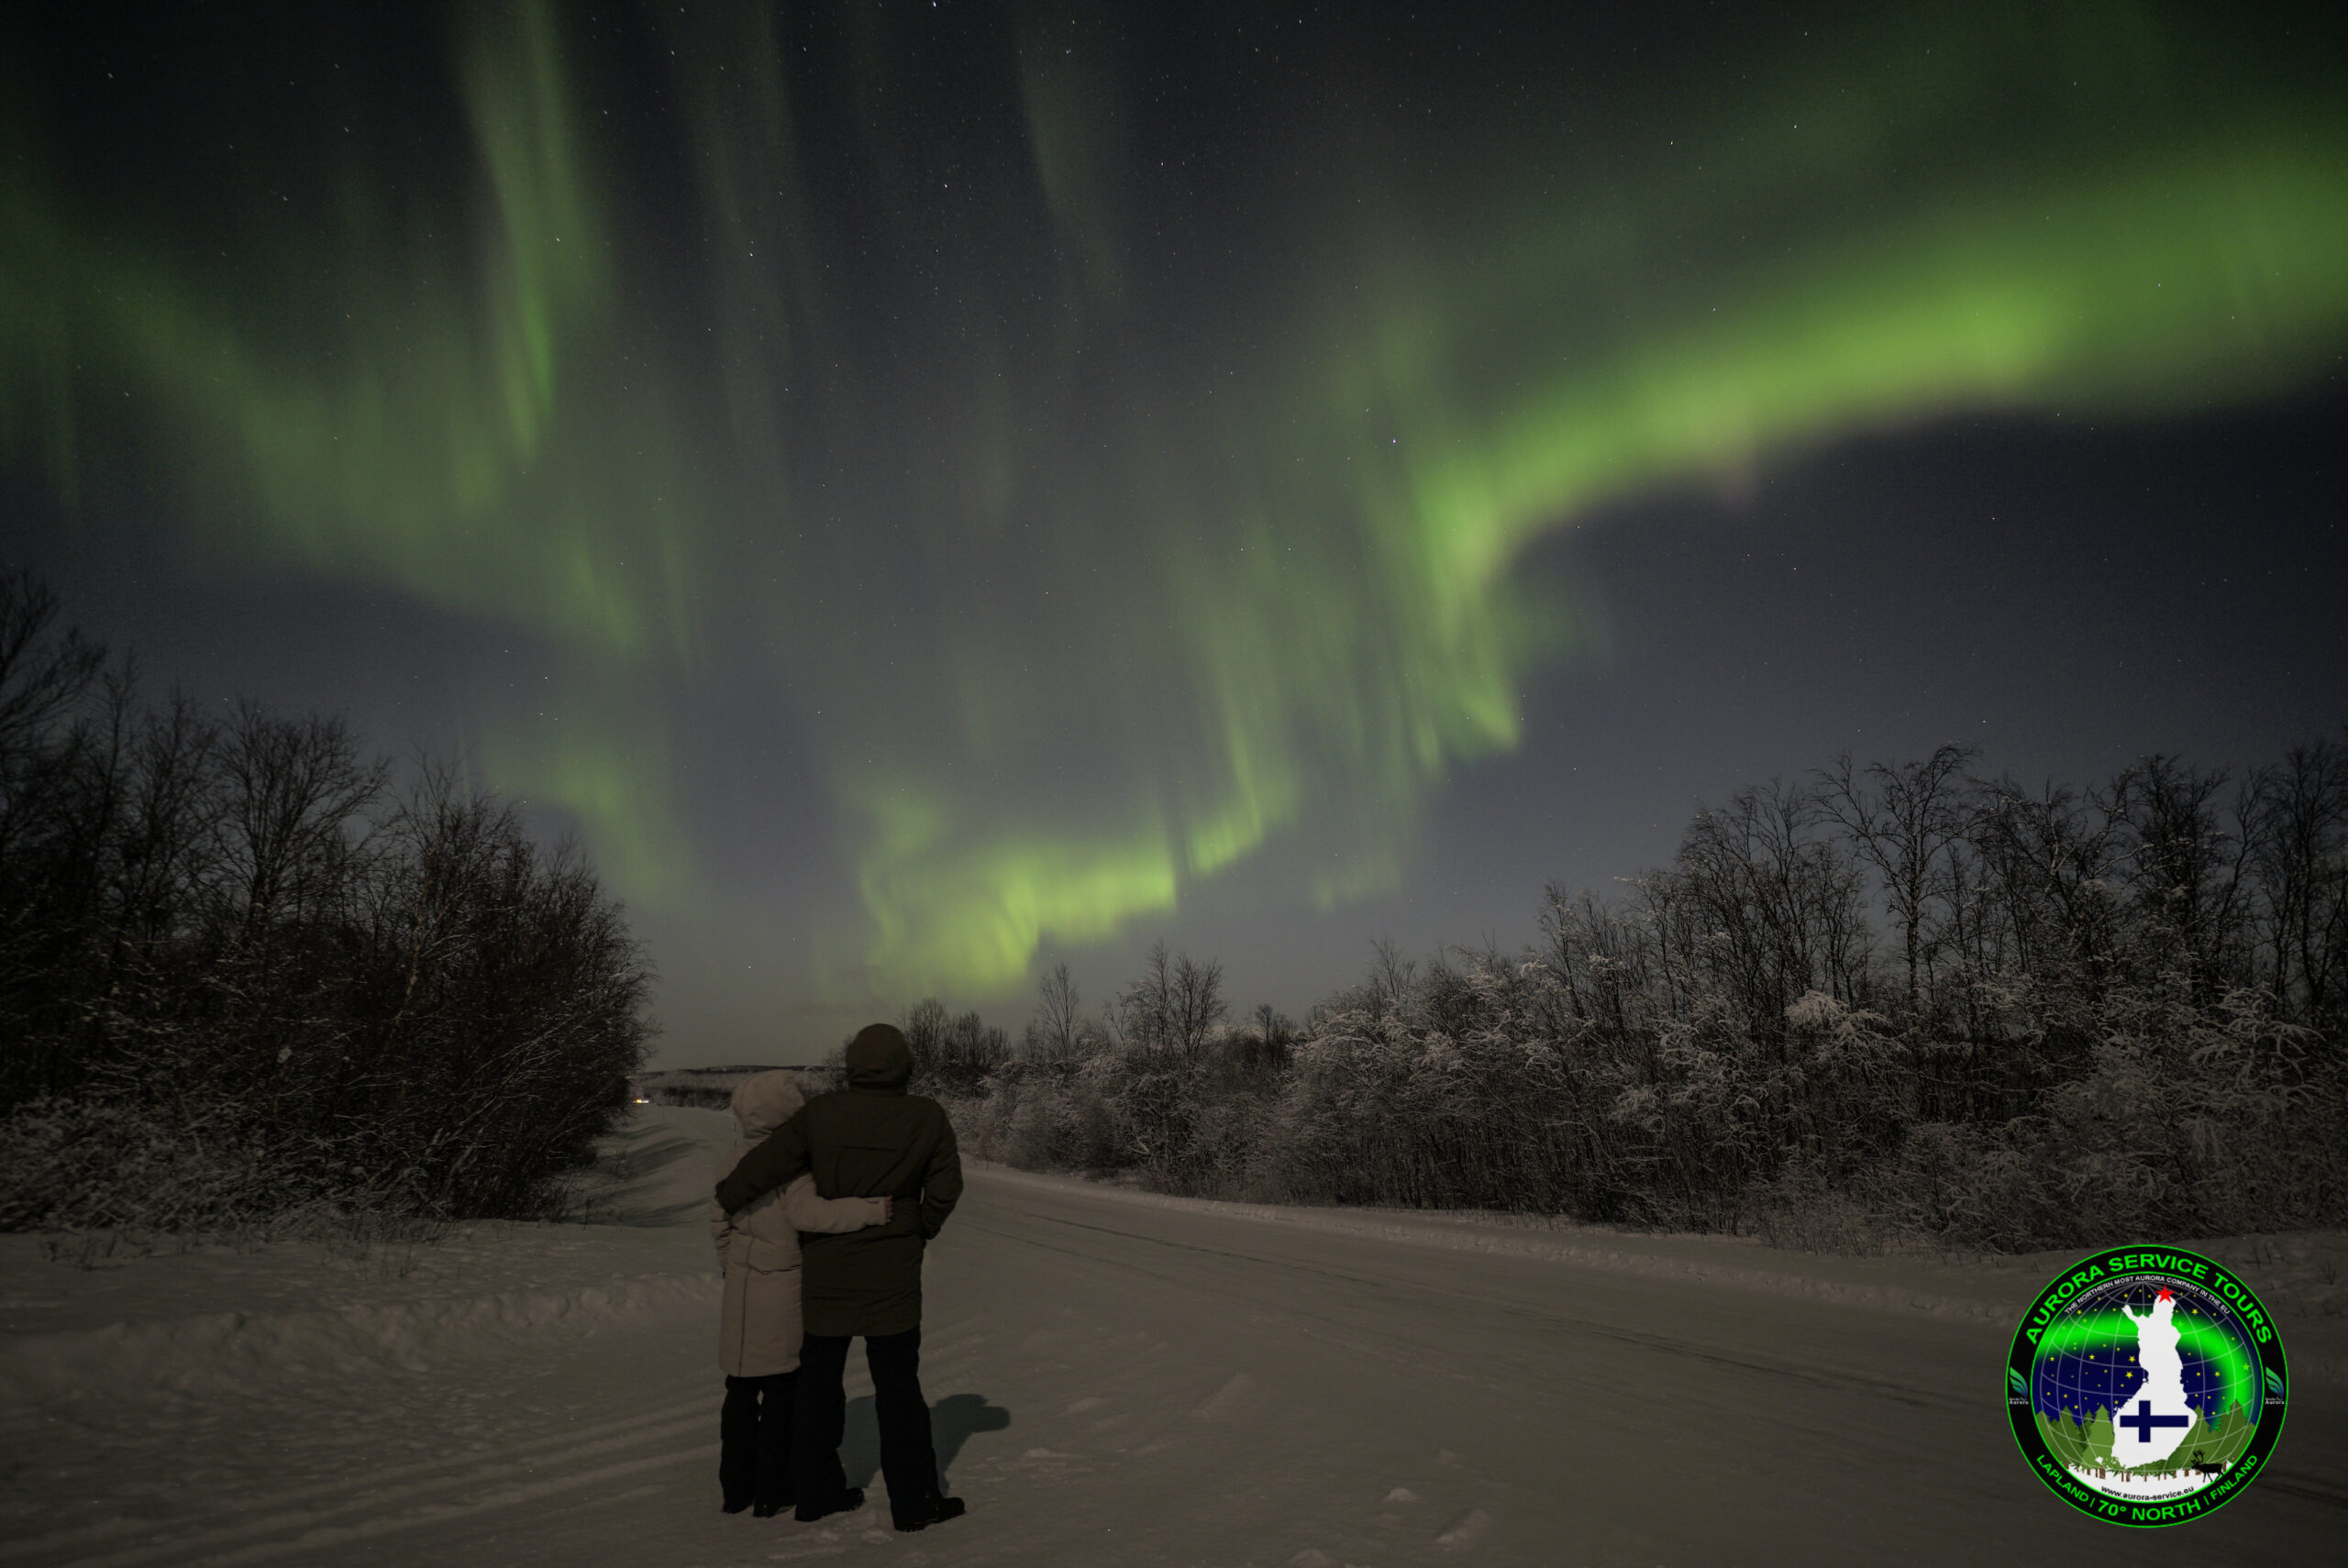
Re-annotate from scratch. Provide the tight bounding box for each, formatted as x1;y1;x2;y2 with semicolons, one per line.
907;736;2347;1252
0;574;653;1231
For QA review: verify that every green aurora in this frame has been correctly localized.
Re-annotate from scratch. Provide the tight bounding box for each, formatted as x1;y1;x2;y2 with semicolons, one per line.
2033;1309;2261;1422
5;3;2345;999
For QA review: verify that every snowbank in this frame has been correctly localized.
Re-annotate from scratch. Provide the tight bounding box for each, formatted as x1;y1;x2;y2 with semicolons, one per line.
0;1105;738;1409
0;1267;720;1407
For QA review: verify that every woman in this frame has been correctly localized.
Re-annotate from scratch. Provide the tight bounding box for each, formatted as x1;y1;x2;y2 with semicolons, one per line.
711;1070;892;1516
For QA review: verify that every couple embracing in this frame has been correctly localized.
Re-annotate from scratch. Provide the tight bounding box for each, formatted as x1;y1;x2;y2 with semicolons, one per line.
707;1023;967;1533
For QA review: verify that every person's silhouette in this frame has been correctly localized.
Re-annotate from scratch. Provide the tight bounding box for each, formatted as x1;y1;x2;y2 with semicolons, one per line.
718;1024;967;1533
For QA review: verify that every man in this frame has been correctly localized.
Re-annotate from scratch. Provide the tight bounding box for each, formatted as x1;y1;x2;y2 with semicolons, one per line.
714;1022;967;1532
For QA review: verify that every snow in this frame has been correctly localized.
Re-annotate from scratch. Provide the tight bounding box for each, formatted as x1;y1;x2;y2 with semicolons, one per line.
5;1105;2344;1565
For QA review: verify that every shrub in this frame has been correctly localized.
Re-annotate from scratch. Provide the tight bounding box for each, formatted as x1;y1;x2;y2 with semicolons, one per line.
942;735;2346;1253
0;575;653;1231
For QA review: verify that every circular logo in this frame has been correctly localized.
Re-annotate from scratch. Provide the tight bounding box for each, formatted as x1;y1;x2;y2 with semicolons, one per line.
2006;1245;2288;1526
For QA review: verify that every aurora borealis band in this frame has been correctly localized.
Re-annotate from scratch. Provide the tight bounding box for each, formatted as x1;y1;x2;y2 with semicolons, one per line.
5;3;2346;1054
2032;1310;2259;1424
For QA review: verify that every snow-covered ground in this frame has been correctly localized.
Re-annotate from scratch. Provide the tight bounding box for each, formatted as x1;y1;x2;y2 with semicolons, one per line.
4;1105;2343;1566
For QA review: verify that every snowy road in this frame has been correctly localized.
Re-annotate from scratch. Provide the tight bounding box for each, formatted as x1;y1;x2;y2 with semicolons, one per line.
5;1107;2343;1566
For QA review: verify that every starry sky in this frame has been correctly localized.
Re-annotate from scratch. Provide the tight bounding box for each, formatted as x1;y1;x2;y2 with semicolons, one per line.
5;1;2344;1063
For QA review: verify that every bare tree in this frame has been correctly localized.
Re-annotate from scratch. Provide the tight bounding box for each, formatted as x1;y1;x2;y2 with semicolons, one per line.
1118;941;1175;1048
1028;960;1083;1060
0;571;105;832
213;703;387;940
2251;736;2348;1033
901;996;949;1061
1366;936;1417;1019
1817;745;1976;1032
1115;941;1226;1055
1964;775;2135;994
2109;754;2256;1000
1167;950;1227;1055
1668;778;1876;1050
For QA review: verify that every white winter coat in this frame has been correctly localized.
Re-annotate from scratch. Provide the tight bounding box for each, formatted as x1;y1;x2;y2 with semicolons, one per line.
711;1071;887;1376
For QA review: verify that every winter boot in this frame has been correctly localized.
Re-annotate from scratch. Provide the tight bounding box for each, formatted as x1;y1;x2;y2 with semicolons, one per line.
892;1496;966;1532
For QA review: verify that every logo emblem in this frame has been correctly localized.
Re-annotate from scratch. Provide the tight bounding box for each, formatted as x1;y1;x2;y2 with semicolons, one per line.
2007;1245;2287;1526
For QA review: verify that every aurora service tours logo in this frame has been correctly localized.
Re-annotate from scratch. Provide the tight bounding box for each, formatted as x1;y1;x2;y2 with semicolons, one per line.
2006;1245;2288;1526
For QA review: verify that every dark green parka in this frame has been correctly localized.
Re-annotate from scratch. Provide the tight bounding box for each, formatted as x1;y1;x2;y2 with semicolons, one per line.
714;1024;962;1337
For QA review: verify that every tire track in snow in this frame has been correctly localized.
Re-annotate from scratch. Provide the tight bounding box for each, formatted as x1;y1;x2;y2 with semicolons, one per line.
20;1320;1012;1567
27;1409;721;1568
9;1378;733;1568
0;1392;721;1564
968;1206;1962;1409
176;1442;722;1568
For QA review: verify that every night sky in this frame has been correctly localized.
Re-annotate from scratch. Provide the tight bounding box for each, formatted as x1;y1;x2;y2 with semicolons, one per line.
5;2;2343;1063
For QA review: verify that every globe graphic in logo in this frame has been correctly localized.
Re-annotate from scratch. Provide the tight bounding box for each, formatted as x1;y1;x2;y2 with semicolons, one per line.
2007;1247;2289;1526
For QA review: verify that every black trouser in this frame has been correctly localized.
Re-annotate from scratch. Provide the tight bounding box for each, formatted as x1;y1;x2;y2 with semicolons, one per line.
792;1327;941;1516
719;1370;797;1508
